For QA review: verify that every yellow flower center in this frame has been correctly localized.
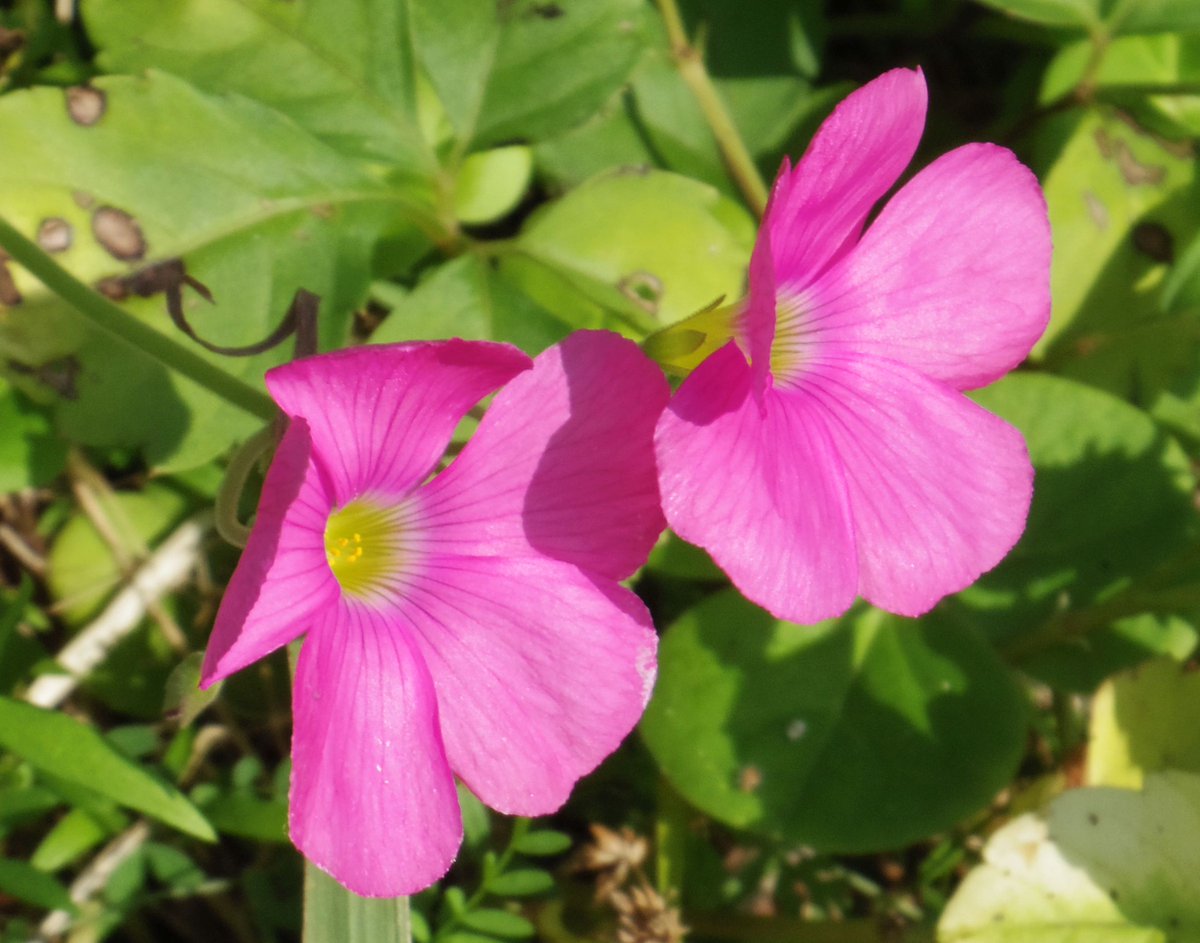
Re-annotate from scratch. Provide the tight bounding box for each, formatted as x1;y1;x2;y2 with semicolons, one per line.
324;500;406;599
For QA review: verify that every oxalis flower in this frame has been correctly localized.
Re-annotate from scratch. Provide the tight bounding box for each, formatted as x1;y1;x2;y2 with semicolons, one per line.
202;331;667;897
655;67;1051;623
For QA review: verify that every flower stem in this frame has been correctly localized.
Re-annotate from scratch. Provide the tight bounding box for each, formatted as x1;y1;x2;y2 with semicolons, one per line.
303;862;412;943
0;215;277;422
654;0;769;217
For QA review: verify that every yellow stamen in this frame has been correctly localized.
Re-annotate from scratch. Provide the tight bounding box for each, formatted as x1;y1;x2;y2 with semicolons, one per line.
324;500;406;599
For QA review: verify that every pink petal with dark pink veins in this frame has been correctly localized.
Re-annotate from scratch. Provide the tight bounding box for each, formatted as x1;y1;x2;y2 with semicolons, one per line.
265;341;530;505
418;331;668;580
400;554;657;816
202;417;336;686
806;143;1051;390
656;343;858;624
290;600;462;898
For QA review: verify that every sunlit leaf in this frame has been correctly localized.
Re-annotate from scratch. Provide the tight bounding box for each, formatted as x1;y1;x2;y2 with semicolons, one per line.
939;771;1200;941
1087;657;1200;788
0;71;433;470
86;0;429;167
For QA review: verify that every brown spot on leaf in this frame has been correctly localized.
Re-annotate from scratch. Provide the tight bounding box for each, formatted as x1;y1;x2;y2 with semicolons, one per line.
1132;222;1173;263
72;190;96;210
0;26;25;65
618;270;663;314
737;765;762;793
1094;128;1114;160
529;1;564;17
6;357;80;400
65;86;106;126
1088;812;1100;825
1115;141;1165;186
36;218;73;254
1083;191;1109;231
0;255;21;306
92;206;146;261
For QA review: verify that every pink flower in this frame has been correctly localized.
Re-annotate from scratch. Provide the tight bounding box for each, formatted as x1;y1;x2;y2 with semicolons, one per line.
202;332;666;897
655;67;1051;623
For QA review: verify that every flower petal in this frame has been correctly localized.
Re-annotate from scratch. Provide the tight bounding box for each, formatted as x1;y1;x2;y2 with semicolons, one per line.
807;143;1052;389
766;67;927;290
809;357;1033;616
655;343;859;624
400;554;657;815
202;417;337;686
266;341;531;505
290;600;462;897
418;331;669;580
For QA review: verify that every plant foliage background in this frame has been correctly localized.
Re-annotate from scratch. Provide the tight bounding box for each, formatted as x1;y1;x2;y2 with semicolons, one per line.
1;0;1200;940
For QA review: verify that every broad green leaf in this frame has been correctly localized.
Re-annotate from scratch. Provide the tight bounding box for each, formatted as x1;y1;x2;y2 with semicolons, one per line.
1087;657;1200;788
959;374;1198;676
508;169;755;336
0;71;431;470
0;857;73;912
86;0;430;168
1040;35;1200;138
971;0;1103;30
303;862;411;943
454;146;533;226
1041;34;1200;103
939;771;1200;941
0;695;215;840
473;0;649;148
640;592;1026;851
0;380;65;491
412;0;502;139
511;830;572;857
1033;108;1200;416
1112;1;1200;35
370;255;568;353
415;0;648;151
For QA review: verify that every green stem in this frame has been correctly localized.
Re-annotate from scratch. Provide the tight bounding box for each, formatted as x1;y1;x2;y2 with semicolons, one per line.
303;863;412;943
654;0;769;217
0;215;277;422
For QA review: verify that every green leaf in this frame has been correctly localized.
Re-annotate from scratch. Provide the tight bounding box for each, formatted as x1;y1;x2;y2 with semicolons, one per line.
640;592;1027;851
198;792;288;843
0;695;215;840
486;869;554;897
30;807;110;872
971;0;1102;31
508;169;755;335
46;482;191;625
1033;108;1200;416
303;862;411;943
163;652;221;728
473;0;649;148
511;829;572;857
0;380;65;491
86;0;429;167
370;255;569;353
0;71;431;470
454;146;533;226
939;771;1200;941
0;857;74;912
958;374;1198;677
1087;657;1200;788
460;908;536;939
412;0;502;140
